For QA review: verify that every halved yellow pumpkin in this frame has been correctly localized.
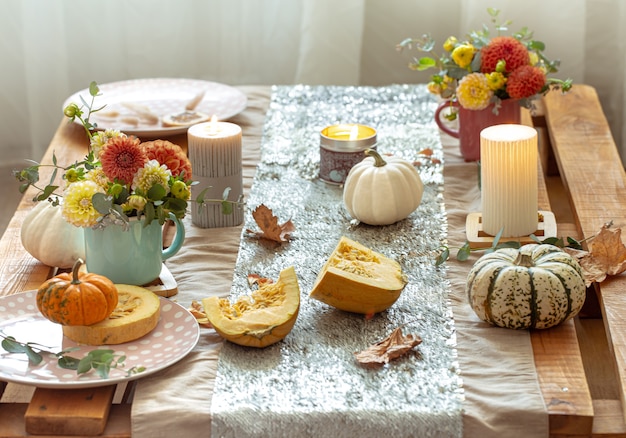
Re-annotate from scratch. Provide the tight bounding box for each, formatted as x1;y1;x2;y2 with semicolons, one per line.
203;266;300;348
62;284;161;345
309;236;407;314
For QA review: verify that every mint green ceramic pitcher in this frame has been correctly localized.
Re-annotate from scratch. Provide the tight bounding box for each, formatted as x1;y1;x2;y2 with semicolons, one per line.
83;213;185;285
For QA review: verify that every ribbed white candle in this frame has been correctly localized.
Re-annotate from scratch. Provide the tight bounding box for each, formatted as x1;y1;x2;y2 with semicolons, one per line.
188;121;243;228
480;124;538;237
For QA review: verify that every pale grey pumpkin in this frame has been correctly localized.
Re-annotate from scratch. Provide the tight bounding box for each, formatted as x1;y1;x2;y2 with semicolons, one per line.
466;243;586;329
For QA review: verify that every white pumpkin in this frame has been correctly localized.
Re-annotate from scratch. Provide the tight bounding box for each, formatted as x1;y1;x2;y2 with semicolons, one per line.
20;201;85;269
466;244;586;330
343;149;424;225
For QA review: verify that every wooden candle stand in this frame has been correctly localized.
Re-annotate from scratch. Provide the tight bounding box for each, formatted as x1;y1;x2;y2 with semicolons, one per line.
465;210;557;249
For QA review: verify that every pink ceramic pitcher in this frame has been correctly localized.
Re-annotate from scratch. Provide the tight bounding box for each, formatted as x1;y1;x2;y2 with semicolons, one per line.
434;99;521;161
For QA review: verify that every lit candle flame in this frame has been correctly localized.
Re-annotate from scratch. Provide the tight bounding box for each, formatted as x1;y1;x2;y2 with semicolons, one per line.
349;124;359;140
206;114;219;135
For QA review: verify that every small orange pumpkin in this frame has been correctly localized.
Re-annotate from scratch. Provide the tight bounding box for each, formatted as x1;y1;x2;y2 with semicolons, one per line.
36;259;118;326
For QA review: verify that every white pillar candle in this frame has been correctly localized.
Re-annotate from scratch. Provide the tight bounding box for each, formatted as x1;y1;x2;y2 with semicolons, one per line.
480;124;538;237
188;119;243;228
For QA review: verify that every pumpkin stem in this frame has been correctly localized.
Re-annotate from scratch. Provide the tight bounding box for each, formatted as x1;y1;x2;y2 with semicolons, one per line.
514;252;534;268
364;149;387;167
71;258;84;284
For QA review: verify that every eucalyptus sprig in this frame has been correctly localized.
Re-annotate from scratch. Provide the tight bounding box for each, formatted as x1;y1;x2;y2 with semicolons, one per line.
0;332;145;379
435;228;584;266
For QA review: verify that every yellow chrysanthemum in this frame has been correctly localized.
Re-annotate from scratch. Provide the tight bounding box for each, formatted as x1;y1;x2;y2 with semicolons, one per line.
456;73;494;110
485;72;507;91
451;44;476;69
62;180;104;227
132;159;172;194
528;52;539;66
85;167;110;191
90;129;125;157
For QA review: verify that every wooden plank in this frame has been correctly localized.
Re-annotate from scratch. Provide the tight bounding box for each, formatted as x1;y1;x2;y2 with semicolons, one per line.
24;386;115;435
0;403;131;438
544;85;626;424
527;99;595;434
531;320;594;435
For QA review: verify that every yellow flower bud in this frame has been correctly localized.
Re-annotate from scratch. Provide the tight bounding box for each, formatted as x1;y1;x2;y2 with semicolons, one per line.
127;195;147;212
443;36;458;52
64;168;80;183
171;180;190;200
63;103;81;119
451;44;476;69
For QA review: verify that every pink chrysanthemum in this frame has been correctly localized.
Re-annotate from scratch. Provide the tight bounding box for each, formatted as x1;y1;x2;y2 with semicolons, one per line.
481;36;529;73
142;140;192;180
456;73;493;110
507;65;546;99
100;136;147;185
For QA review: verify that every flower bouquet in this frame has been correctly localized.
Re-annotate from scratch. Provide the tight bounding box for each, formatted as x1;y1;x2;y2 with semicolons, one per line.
15;82;240;229
398;8;572;113
397;8;572;160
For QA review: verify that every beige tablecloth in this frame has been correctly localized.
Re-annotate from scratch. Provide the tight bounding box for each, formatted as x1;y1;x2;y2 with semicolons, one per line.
132;86;548;438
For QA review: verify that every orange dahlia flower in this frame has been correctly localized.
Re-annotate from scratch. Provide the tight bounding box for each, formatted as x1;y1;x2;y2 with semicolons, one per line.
480;36;529;73
142;140;192;180
100;136;147;185
507;65;546;99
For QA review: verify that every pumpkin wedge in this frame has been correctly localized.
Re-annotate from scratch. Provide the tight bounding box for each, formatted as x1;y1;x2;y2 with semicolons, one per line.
203;266;300;348
62;284;161;345
309;236;407;315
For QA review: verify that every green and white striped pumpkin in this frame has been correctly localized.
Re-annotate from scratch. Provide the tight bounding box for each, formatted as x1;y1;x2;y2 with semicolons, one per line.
466;244;586;330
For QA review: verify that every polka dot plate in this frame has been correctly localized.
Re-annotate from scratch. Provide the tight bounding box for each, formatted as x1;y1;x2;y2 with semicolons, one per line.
63;77;248;137
0;291;200;388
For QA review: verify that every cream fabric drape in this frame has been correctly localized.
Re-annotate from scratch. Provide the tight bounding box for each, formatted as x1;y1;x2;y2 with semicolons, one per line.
0;0;623;163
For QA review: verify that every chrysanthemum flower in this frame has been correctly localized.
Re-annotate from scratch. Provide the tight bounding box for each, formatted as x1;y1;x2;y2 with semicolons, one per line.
85;167;110;191
507;65;546;99
486;72;507;91
456;73;493;110
480;36;529;73
62;180;105;227
142;140;192;180
90;129;125;157
451;44;476;69
132;159;172;195
100;136;146;185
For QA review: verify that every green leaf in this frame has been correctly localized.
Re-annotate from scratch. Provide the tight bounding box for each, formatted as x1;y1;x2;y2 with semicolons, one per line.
89;81;100;97
456;241;471;261
435;247;450;266
58;355;81;370
528;40;546;51
24;345;44;365
491;227;504;249
1;337;25;353
416;57;437;71
92;193;114;214
221;200;233;215
77;356;94;375
147;184;166;201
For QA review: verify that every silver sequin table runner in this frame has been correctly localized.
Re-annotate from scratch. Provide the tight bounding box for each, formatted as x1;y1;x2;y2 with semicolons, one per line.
211;85;463;438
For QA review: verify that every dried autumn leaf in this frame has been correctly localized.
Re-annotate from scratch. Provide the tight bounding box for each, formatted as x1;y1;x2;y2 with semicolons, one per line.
246;204;295;242
247;273;274;288
564;224;626;286
354;327;422;367
188;300;213;328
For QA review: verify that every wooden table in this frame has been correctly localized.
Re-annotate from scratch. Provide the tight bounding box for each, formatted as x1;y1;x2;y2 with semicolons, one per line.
1;84;625;437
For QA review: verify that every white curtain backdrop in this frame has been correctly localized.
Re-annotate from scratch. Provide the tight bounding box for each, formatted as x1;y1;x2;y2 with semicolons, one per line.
1;0;622;166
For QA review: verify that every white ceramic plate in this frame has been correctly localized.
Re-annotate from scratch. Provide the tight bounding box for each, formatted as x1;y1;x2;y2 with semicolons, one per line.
63;78;248;137
0;291;199;389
